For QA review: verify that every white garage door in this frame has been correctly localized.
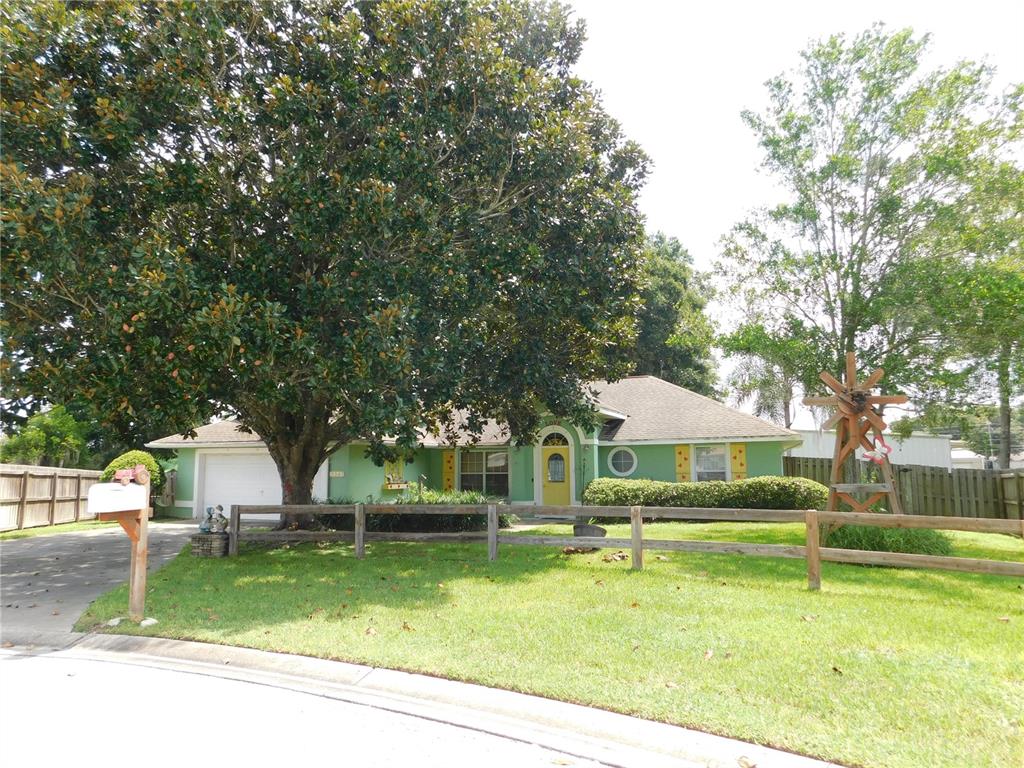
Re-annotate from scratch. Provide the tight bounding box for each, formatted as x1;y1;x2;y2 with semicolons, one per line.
198;451;329;523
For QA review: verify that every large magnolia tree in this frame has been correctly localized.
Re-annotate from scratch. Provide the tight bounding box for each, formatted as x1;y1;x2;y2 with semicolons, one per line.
1;0;648;519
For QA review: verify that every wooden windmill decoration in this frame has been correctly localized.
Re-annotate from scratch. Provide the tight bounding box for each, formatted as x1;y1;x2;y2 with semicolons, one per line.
803;351;908;515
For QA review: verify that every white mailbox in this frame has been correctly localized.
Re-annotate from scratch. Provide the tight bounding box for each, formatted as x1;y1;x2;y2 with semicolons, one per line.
87;482;149;515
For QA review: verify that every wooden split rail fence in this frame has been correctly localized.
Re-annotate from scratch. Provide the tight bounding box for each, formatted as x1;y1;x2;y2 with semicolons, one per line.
229;503;1024;590
0;464;103;531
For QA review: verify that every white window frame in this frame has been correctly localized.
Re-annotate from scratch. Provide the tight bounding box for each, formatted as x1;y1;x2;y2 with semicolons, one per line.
692;444;730;482
606;447;638;477
458;448;509;497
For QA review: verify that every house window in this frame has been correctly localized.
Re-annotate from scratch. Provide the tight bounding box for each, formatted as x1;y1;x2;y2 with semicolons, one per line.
459;450;509;497
607;447;636;477
694;445;728;481
547;453;565;482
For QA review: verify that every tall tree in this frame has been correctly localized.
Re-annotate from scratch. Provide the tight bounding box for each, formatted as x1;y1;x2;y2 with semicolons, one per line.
718;25;1021;403
720;321;818;428
629;233;716;394
1;0;648;524
0;406;87;467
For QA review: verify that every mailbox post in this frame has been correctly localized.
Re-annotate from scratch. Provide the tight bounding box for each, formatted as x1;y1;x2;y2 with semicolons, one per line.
87;465;153;622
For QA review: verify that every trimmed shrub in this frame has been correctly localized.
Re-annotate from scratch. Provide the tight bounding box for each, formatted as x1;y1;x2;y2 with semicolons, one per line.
100;450;163;493
582;475;828;511
823;525;953;557
316;484;514;533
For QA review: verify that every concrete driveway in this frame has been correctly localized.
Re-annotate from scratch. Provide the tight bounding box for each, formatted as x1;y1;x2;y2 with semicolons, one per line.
0;522;193;645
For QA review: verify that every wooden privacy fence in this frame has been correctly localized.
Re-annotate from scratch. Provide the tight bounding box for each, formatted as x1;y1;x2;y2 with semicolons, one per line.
228;503;1024;590
0;464;104;531
784;456;1024;520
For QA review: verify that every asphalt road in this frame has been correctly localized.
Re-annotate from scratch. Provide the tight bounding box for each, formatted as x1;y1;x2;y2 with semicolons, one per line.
0;650;610;768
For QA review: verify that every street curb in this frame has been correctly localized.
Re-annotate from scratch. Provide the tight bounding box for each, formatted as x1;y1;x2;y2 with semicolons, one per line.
10;633;839;768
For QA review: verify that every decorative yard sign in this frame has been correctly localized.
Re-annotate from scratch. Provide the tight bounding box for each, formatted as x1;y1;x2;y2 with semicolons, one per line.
803;351;908;515
87;464;153;622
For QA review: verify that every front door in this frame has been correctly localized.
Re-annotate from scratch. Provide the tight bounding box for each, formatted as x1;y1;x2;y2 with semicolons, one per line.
541;433;571;506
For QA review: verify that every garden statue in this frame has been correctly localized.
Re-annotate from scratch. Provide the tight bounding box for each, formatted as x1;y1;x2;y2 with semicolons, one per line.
210;505;228;533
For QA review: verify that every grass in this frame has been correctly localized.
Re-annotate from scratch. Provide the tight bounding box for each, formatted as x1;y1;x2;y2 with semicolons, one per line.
77;521;1023;768
0;515;187;540
1;519;119;539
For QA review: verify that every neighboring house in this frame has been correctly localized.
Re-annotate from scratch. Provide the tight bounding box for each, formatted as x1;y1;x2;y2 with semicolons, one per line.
146;375;801;518
789;429;954;469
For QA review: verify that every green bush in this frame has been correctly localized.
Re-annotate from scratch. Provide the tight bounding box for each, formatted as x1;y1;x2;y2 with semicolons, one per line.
100;450;163;493
582;475;828;511
823;525;953;557
316;484;514;533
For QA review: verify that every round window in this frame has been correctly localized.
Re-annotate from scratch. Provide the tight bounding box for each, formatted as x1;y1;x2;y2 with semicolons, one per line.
608;448;636;477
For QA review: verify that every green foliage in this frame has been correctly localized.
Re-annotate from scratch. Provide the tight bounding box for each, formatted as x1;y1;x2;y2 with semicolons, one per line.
0;405;87;466
823;525;953;557
582;475;828;511
1;0;648;512
99;450;163;493
717;25;1022;404
629;233;716;394
316;483;514;532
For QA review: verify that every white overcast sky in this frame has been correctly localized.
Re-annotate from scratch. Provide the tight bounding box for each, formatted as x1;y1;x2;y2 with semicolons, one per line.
569;1;1024;427
571;0;1024;273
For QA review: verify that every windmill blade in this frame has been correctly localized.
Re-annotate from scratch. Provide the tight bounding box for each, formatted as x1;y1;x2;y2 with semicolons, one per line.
861;368;885;390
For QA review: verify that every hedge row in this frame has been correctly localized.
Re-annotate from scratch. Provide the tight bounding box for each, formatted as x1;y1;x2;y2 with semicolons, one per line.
582;475;828;511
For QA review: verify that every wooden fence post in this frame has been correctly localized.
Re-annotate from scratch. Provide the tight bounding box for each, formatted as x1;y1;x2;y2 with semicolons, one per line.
16;470;29;530
487;503;498;562
354;502;365;559
47;473;57;525
805;509;821;591
630;505;643;570
228;505;240;557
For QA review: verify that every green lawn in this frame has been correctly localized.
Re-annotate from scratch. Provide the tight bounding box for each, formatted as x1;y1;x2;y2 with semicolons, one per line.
77;522;1024;768
0;519;119;540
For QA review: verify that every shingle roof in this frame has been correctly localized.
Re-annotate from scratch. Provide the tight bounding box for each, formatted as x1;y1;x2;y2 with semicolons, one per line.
146;376;798;448
591;376;798;442
145;420;263;448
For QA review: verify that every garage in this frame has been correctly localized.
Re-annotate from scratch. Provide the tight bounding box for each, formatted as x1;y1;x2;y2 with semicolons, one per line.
197;451;328;522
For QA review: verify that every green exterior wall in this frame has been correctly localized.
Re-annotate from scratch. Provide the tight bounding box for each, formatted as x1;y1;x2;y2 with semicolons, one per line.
744;441;786;477
597;441;789;484
160;447;196;518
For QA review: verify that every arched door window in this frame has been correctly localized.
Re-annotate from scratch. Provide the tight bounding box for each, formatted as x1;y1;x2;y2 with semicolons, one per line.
547;453;566;482
543;433;569;446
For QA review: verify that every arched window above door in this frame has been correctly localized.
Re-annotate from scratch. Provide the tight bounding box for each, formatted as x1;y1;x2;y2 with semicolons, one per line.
543;432;569;446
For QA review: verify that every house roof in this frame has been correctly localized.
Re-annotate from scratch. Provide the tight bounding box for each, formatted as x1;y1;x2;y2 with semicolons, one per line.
145;420;264;449
145;376;799;449
591;376;798;443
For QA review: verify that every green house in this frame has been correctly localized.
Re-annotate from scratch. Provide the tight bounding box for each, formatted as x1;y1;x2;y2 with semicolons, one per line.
146;376;801;517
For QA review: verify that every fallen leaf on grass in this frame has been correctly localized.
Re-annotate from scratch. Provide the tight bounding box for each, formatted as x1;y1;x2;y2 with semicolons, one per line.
437;582;445;588
703;649;714;660
654;555;669;562
996;616;1010;623
602;551;628;562
365;627;377;636
665;681;678;689
562;546;597;555
801;614;818;622
832;666;843;675
594;579;604;587
402;621;415;632
630;600;640;608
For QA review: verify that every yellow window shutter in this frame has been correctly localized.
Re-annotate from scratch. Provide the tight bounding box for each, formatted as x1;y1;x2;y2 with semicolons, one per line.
675;444;692;482
442;450;455;491
730;443;748;480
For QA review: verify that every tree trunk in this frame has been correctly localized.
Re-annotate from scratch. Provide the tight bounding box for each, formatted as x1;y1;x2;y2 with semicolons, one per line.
263;409;331;530
997;343;1012;470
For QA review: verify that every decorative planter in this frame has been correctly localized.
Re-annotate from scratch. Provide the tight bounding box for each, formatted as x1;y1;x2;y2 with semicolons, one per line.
190;532;228;558
573;523;607;538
